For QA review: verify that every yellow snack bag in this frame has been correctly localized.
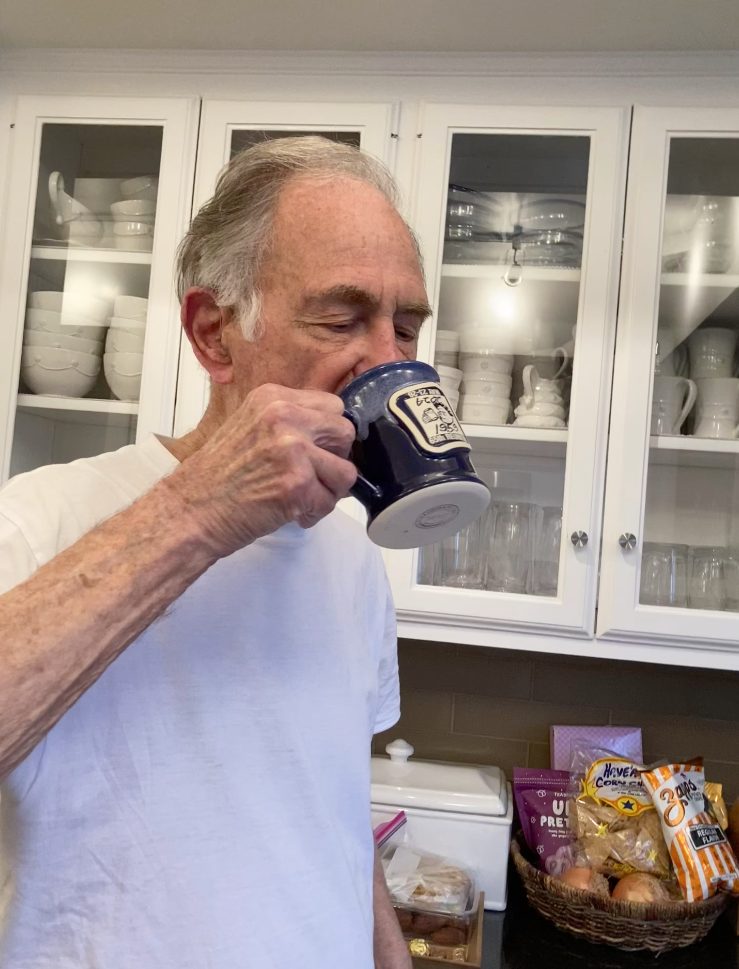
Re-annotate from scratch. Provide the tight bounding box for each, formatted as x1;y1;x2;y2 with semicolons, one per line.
641;760;739;901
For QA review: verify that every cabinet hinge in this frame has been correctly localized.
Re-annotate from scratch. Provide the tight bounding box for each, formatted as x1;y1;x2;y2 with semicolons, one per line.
390;132;399;139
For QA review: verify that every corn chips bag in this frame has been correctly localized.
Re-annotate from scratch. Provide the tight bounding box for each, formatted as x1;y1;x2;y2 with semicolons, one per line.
641;760;739;901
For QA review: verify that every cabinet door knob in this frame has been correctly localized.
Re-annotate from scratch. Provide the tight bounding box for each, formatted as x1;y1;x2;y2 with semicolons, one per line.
570;530;588;548
619;533;637;550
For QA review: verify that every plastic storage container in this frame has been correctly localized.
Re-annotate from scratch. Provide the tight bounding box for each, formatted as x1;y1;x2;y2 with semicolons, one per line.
371;739;513;910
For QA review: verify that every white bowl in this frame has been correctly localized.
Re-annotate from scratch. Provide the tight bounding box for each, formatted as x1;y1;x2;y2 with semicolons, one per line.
114;235;153;252
104;354;142;401
21;346;101;397
104;351;143;376
434;351;459;369
110;199;156;222
24;329;103;355
459;398;510;425
435;329;460;352
28;290;111;322
435;364;463;388
105;328;145;353
25;309;107;342
109;315;146;334
113;295;148;320
460;352;514;377
462;375;513;397
120;176;158;202
113;220;153;236
446;390;459;410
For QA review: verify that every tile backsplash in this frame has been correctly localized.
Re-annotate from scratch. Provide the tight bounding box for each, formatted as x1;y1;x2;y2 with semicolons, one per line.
373;639;739;801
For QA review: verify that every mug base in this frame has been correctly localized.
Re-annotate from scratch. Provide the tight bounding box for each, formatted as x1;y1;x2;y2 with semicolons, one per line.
367;478;490;549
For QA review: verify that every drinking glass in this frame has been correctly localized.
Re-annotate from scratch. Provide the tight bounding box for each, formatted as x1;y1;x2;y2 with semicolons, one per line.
486;501;534;594
639;542;688;607
530;505;562;597
688;546;727;610
438;515;488;589
416;543;438;586
724;549;739;612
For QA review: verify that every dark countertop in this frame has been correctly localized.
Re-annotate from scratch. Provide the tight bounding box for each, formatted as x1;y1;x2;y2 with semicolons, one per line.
480;869;739;969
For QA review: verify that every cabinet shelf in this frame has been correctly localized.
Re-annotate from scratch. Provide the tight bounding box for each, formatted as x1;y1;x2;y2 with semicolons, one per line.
17;394;138;428
30;245;152;266
463;423;567;457
649;434;739;469
442;263;581;283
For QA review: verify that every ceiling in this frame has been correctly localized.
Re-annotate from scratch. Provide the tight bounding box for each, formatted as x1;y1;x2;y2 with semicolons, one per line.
1;0;739;53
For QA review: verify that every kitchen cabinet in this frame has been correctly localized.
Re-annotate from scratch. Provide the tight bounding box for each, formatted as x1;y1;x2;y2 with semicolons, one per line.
0;95;198;480
1;66;738;668
383;105;629;639
599;107;739;657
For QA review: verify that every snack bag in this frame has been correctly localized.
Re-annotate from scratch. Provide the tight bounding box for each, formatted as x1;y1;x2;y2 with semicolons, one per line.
569;746;670;878
513;768;574;876
641;760;739;901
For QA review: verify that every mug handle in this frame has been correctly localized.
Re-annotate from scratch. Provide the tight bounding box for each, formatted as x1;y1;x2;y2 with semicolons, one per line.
674;377;697;432
342;410;382;503
522;364;535;407
551;346;569;379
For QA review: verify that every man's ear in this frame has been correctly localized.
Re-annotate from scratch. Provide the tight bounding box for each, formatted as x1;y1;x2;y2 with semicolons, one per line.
180;288;234;384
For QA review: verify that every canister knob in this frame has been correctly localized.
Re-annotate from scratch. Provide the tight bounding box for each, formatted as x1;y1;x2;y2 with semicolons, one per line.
385;738;415;763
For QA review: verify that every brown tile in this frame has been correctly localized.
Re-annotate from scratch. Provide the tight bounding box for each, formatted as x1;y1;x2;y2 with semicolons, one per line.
532;653;739;721
620;714;739;765
453;694;604;744
527;742;551;769
398;639;533;699
703;760;739;803
387;730;528;775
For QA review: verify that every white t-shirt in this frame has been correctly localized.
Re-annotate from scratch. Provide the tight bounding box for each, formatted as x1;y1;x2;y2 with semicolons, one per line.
0;436;399;969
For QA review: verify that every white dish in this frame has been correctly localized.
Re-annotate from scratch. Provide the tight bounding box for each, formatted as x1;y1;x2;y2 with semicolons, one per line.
104;354;142;401
105;328;145;353
110;199;156;222
24;330;103;355
463;377;513;398
21;346;100;397
113;295;148;320
459;399;510;425
120;175;158;202
460;353;514;377
435;364;463;389
435;329;460;352
512;414;567;429
434;351;459;370
109;315;146;332
25;309;107;342
28;290;111;322
113;220;153;236
104;351;143;375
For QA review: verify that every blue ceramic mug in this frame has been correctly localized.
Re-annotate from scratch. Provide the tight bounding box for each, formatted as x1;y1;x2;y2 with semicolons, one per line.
340;361;490;549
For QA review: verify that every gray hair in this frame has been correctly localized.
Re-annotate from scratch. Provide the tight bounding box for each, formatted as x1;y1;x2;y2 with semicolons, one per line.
176;135;412;340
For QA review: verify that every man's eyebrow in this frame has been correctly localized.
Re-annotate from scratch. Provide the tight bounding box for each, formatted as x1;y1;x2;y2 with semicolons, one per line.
302;284;432;320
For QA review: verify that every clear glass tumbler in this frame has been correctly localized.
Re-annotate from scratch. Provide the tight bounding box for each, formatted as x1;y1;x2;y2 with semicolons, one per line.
639;542;688;607
486;501;534;595
438;514;488;589
530;505;562;597
688;545;727;610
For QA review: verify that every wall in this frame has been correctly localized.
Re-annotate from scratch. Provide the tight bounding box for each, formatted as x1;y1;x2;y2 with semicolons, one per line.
374;639;739;801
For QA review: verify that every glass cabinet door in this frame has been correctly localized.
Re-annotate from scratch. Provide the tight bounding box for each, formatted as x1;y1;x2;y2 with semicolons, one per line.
385;105;629;638
173;99;398;436
0;96;197;482
600;107;739;663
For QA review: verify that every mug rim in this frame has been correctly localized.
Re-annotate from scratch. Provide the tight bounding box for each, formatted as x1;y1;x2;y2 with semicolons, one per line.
339;359;439;401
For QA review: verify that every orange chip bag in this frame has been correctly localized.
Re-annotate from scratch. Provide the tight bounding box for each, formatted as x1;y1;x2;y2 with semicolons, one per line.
641;759;739;901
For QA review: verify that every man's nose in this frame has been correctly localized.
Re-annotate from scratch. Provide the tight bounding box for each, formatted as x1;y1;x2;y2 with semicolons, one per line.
359;321;407;372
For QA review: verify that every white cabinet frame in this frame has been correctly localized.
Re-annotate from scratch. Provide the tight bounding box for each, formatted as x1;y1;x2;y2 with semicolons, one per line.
599;106;739;663
384;104;630;638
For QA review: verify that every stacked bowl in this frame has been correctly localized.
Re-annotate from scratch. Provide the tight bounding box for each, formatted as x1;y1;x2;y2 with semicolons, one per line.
104;296;147;401
436;364;463;412
457;322;514;425
21;291;110;397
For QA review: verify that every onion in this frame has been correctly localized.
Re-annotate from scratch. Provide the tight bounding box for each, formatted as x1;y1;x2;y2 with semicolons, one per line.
612;872;670;903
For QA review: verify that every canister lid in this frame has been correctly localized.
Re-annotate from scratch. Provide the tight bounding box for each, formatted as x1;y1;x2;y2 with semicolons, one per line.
371;739;507;817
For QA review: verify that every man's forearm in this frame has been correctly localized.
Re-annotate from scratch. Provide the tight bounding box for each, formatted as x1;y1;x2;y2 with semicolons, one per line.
373;848;412;969
0;477;218;780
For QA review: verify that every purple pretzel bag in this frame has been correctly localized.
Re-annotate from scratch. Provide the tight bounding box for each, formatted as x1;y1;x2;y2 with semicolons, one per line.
513;767;574;875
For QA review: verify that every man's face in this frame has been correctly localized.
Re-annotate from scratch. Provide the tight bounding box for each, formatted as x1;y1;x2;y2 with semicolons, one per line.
225;175;431;398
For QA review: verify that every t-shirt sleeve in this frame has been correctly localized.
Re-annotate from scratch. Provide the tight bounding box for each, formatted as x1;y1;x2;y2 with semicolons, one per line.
373;571;400;735
0;511;39;595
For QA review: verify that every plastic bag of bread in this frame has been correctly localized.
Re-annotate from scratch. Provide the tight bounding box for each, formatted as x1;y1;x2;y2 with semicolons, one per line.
381;844;475;916
568;745;671;879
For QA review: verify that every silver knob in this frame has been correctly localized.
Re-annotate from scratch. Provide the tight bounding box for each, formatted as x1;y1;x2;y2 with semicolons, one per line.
619;533;637;550
570;531;588;548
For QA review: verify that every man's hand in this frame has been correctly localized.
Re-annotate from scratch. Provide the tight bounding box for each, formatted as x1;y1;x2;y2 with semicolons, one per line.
164;384;358;558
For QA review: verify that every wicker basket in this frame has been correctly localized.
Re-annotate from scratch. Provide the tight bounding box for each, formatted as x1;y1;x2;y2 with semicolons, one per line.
510;833;729;954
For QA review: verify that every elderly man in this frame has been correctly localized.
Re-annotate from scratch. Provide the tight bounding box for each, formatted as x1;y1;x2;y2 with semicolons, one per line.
0;137;431;968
